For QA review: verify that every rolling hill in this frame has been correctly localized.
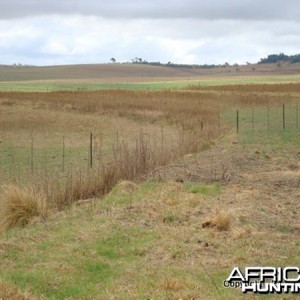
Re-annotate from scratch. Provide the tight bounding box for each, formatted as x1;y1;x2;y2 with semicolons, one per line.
1;62;300;83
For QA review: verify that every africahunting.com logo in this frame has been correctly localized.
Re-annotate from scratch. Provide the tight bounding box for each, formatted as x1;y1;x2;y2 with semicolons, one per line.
224;267;300;294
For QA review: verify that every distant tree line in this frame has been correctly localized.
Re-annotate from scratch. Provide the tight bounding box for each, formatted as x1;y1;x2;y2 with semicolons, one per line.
128;57;233;69
259;53;300;64
0;63;33;68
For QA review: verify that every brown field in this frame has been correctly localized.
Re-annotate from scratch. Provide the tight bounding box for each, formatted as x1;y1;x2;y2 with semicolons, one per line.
1;61;300;83
0;82;300;299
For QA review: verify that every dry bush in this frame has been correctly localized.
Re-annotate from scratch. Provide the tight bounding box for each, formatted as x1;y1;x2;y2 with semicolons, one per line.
0;185;47;232
202;210;232;231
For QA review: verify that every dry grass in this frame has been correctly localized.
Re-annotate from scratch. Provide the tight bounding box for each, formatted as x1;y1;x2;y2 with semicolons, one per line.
0;133;299;298
0;185;47;232
203;210;233;231
0;89;222;230
116;181;139;194
0;83;300;231
1;62;300;83
0;280;45;300
211;210;232;231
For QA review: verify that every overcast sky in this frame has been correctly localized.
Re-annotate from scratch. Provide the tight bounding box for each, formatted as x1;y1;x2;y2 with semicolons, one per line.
0;0;299;66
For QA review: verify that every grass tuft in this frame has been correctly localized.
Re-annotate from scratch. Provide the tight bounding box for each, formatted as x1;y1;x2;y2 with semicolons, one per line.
203;210;232;231
0;185;48;232
212;210;232;231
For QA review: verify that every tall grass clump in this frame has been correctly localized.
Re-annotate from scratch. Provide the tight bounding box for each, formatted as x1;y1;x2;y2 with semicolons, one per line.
42;130;181;209
202;210;233;231
0;185;47;232
36;124;211;211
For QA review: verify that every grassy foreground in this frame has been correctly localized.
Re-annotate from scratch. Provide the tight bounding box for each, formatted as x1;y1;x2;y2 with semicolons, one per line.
0;181;227;299
1;128;300;299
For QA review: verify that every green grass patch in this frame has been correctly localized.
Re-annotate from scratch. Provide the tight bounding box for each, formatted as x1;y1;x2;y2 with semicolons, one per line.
0;143;91;185
222;105;300;149
184;183;221;196
237;129;300;150
2;74;300;92
0;211;157;298
0;81;191;92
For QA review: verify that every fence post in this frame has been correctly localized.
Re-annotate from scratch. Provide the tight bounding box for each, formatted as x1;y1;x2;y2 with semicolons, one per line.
62;135;65;172
297;104;299;129
236;109;239;133
218;106;221;132
267;105;270;130
252;107;254;131
31;135;34;173
90;132;93;168
283;104;285;130
161;125;164;164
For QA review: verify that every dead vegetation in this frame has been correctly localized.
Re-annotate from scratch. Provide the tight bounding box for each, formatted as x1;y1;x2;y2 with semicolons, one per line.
0;185;48;232
0;84;300;232
202;210;232;231
0;89;222;231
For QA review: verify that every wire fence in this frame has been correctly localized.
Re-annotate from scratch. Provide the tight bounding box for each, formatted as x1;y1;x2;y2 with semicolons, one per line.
2;103;298;185
0;131;112;185
223;104;300;133
0;125;205;186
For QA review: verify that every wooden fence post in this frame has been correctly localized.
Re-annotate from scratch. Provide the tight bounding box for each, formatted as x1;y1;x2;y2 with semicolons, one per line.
218;107;221;132
252;107;254;131
297;104;299;129
62;136;65;172
236;109;239;133
90;132;93;168
267;105;270;130
31;136;34;173
161;125;164;164
283;104;285;130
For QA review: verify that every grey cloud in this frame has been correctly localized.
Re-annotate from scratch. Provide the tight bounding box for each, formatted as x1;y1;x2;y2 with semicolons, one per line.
1;0;300;21
1;1;300;66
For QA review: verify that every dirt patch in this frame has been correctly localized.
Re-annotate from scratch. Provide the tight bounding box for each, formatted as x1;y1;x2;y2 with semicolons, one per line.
147;134;249;184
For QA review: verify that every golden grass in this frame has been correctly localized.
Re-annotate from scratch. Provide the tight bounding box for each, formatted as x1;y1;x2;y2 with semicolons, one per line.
211;211;232;231
203;210;233;231
0;185;47;232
